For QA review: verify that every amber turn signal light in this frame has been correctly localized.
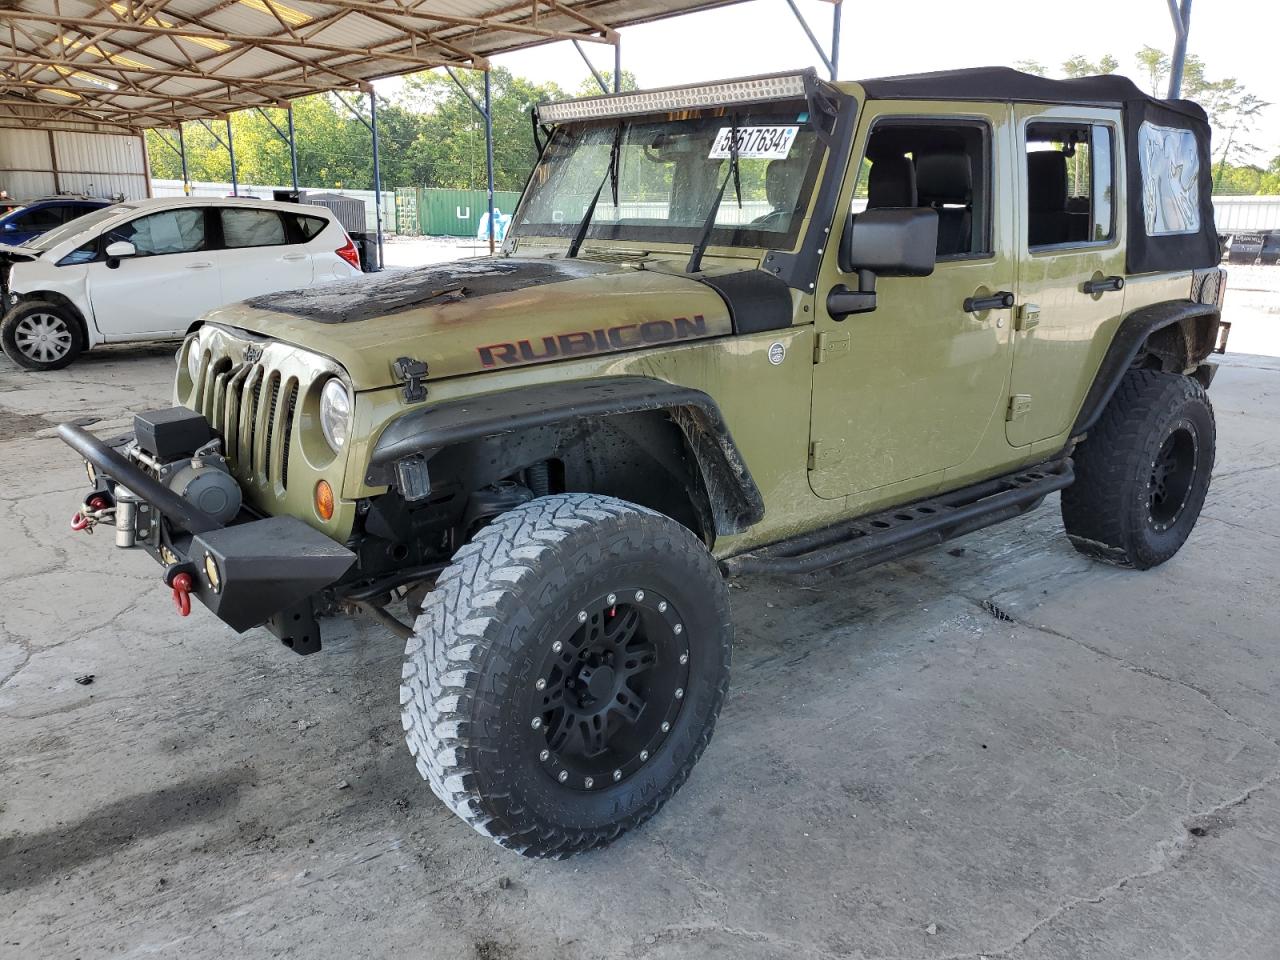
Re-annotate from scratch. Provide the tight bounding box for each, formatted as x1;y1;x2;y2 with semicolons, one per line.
314;479;335;521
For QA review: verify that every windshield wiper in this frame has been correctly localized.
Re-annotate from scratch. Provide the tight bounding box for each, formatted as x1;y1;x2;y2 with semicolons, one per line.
686;115;741;274
566;122;623;259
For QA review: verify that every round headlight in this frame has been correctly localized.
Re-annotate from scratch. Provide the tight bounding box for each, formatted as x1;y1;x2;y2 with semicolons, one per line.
319;378;352;452
185;340;202;385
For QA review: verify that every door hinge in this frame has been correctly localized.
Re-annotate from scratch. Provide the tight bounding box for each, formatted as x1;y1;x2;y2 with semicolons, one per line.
1015;303;1041;332
1007;394;1033;421
808;441;823;469
813;331;850;364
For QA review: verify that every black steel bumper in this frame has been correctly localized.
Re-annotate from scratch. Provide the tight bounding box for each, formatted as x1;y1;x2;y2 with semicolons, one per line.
58;421;356;634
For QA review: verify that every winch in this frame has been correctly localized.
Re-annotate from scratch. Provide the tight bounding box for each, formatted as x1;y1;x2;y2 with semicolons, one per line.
75;407;243;544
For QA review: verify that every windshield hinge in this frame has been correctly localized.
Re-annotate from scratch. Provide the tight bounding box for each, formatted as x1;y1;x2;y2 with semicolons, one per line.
393;356;429;403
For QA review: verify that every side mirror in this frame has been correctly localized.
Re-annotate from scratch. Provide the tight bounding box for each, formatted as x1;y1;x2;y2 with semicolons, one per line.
840;207;938;276
105;240;136;259
829;208;938;320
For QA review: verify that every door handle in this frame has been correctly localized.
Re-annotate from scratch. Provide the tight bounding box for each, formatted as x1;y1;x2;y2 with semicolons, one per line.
187;262;213;269
282;253;307;262
1082;275;1125;295
963;290;1015;313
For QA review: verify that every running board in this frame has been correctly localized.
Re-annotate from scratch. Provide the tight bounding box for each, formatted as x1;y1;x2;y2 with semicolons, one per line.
721;457;1074;577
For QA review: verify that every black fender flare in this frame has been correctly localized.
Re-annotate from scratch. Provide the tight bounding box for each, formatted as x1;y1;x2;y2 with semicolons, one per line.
365;376;765;537
1073;299;1220;435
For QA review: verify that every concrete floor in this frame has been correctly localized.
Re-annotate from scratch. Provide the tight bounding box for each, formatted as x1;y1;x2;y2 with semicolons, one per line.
1;269;1278;960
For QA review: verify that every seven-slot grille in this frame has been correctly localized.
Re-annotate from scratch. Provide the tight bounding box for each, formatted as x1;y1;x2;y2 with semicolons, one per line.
193;351;300;491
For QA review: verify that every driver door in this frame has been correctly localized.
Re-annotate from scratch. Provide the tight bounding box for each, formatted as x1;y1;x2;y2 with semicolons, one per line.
86;207;222;338
808;103;1017;501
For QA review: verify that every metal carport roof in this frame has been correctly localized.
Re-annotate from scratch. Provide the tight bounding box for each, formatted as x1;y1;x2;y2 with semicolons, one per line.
0;0;745;130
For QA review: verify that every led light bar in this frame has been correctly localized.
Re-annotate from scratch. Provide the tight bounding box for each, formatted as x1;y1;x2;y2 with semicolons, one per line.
537;70;815;124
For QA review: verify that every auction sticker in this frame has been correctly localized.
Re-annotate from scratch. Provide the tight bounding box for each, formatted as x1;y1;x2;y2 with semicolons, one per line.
709;125;799;160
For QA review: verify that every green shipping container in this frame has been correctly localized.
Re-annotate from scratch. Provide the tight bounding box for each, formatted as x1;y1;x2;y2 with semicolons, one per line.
419;188;522;237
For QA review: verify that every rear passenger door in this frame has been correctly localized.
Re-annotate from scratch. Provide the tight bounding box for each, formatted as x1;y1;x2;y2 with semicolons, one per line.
215;207;314;303
1009;105;1126;446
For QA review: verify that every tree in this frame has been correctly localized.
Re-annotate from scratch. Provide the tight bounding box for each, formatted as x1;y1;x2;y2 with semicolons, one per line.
1062;54;1119;78
574;69;640;96
1015;60;1047;77
1135;45;1169;94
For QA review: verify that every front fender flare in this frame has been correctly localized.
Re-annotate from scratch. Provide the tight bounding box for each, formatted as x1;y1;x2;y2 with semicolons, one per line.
365;376;765;536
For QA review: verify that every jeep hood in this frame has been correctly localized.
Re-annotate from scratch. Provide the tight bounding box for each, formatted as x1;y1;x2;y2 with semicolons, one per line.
202;257;735;390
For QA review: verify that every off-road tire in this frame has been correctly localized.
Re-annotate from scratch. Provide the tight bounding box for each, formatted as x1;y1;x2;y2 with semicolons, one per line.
1;300;84;371
1062;369;1215;569
401;493;732;858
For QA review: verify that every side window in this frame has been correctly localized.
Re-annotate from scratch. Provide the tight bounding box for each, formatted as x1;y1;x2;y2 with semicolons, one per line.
220;208;287;248
283;213;328;243
58;240;99;266
109;208;206;257
853;121;992;259
1026;121;1115;247
15;206;65;231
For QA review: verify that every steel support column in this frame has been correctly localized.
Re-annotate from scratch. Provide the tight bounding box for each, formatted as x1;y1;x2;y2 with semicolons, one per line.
287;103;299;192
1167;0;1193;99
370;88;384;270
484;70;496;254
178;123;190;195
226;118;238;196
614;38;622;92
784;0;840;80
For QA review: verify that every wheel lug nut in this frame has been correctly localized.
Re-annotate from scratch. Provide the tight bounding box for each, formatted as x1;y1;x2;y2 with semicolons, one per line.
612;769;622;782
661;721;670;733
674;624;683;635
539;749;550;761
635;590;645;601
658;601;668;613
679;652;688;665
607;593;616;605
552;640;563;653
535;678;546;691
584;777;594;788
558;770;568;783
640;750;649;762
531;717;543;729
675;687;684;700
577;611;587;623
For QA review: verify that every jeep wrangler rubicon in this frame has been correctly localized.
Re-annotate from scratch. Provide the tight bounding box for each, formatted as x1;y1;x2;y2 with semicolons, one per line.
60;67;1228;858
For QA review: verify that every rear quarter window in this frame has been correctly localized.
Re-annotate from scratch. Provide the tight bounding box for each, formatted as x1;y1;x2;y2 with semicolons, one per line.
284;213;330;243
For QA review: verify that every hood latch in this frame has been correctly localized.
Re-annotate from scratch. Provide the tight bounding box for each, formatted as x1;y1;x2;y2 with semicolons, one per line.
393;356;429;403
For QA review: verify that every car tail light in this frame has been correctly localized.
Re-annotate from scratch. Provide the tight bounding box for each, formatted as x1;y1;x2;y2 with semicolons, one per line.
336;236;361;271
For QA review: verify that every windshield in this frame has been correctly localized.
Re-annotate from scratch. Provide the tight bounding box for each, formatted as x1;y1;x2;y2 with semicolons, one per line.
512;104;825;250
21;204;129;252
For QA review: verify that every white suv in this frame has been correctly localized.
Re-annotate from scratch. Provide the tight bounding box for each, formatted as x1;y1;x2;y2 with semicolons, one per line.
0;196;363;370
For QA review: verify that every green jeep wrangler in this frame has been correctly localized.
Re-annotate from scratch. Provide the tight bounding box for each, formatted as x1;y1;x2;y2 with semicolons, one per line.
61;66;1228;858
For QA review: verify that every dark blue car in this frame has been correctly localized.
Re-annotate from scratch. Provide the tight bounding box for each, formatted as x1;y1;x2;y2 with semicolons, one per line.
0;197;114;246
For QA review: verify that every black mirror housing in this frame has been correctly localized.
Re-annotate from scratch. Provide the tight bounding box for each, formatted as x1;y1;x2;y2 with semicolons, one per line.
839;207;938;276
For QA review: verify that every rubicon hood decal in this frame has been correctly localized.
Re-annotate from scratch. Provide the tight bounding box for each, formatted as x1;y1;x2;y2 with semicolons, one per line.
246;258;619;324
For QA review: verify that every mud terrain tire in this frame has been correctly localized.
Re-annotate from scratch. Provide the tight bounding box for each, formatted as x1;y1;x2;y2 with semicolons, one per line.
401;493;732;858
1062;369;1215;569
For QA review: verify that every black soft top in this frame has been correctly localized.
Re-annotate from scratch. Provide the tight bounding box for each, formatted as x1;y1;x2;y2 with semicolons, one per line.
859;66;1218;274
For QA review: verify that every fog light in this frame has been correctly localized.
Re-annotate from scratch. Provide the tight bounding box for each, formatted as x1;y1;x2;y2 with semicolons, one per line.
203;552;221;593
315;480;335;521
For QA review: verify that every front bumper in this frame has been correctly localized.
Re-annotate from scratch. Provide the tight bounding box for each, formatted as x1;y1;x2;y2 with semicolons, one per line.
59;419;356;635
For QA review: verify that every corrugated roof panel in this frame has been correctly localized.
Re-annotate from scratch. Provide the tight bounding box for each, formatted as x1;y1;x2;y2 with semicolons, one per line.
0;1;747;129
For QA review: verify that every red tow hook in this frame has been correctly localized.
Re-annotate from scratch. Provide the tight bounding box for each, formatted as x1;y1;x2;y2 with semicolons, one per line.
171;573;193;617
71;495;110;533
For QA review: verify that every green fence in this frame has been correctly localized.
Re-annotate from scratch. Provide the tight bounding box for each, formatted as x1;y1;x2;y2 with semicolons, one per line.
401;187;523;237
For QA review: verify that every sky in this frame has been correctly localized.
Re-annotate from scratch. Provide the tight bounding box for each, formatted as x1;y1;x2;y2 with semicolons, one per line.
481;0;1280;163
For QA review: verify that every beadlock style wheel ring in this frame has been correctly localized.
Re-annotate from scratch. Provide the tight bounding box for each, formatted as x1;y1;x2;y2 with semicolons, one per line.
1148;419;1198;533
527;588;690;791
